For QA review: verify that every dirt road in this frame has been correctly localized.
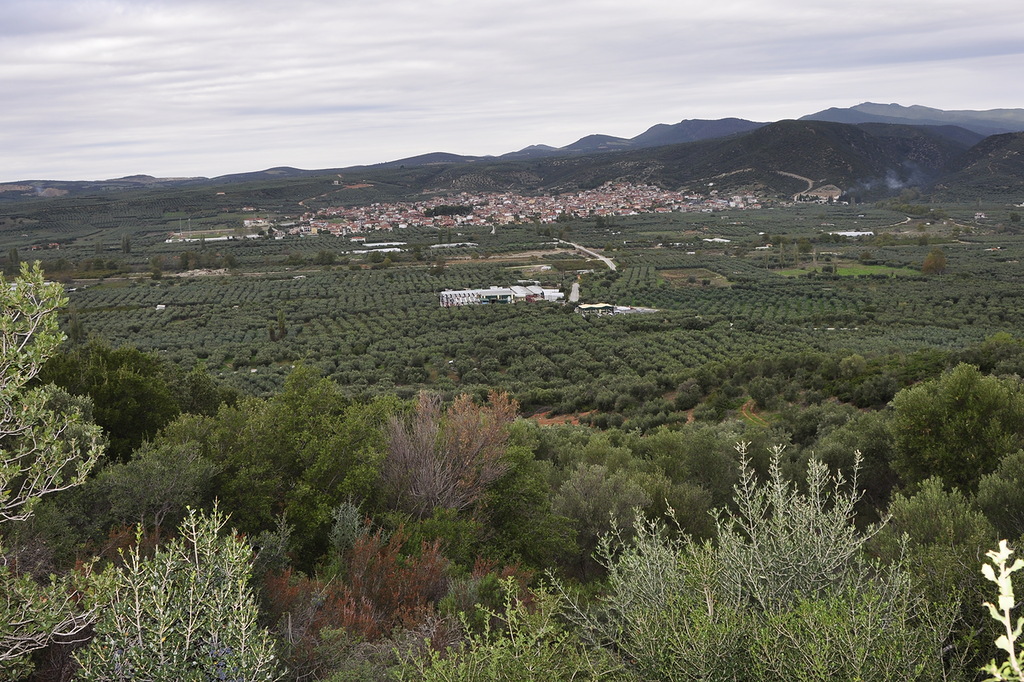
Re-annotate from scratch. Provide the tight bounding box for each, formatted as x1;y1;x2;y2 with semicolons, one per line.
556;239;617;271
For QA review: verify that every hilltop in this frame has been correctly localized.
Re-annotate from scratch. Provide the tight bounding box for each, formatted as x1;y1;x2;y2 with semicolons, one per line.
801;102;1024;136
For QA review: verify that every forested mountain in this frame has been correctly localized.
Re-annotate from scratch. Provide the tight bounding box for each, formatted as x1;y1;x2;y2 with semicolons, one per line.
628;117;767;148
501;117;766;158
371;119;999;199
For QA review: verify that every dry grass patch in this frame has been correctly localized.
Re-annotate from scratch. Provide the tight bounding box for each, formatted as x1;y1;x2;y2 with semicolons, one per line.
660;268;730;287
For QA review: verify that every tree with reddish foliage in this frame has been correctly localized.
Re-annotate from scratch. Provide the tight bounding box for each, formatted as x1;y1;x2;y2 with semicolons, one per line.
345;526;450;637
383;391;518;519
263;523;451;679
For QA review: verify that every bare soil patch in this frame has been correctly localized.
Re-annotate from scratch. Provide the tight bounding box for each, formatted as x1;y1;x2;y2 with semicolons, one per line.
530;410;593;426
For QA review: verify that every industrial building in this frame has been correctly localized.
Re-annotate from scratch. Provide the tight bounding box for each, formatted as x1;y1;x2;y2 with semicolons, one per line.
439;285;564;307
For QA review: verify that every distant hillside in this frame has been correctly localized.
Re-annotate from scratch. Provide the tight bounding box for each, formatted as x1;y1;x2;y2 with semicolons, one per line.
398;120;982;200
629;118;766;148
858;124;985;149
645;120;975;197
0;174;212;202
502;118;764;159
364;117;996;199
207;166;342;183
560;134;633;154
936;132;1024;198
374;152;480;168
801;102;1024;137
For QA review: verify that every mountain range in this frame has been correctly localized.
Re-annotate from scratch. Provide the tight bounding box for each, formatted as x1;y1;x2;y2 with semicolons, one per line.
378;103;1023;165
800;102;1024;137
2;103;1023;202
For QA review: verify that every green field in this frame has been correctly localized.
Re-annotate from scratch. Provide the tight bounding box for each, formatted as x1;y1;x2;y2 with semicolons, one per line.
776;263;921;277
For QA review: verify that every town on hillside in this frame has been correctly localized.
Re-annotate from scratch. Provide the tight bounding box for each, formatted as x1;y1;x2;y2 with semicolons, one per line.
264;182;763;237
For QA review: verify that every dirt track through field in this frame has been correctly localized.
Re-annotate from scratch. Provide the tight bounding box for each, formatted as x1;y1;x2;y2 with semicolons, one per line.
740;399;769;427
775;171;815;201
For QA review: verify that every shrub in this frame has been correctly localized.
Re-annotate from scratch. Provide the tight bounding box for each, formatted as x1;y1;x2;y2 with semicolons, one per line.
562;445;959;681
981;541;1024;680
76;506;281;681
397;579;630;682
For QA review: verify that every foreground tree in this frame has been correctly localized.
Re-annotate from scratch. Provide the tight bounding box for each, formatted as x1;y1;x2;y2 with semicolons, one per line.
868;477;997;671
192;368;397;565
890;363;1024;490
1;263;103;523
0;262;104;677
40;341;181;461
978;450;1024;540
922;247;947;275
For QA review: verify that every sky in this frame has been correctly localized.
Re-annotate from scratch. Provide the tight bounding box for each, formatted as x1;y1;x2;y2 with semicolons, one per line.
2;0;1023;182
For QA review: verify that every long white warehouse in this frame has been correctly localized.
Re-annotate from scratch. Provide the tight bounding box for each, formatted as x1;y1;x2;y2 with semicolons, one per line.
440;285;564;307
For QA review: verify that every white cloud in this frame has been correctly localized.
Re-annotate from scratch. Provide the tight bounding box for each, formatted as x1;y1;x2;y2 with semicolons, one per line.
1;0;1022;180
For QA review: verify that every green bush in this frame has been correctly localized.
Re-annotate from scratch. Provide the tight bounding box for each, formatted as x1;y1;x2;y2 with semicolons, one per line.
562;445;959;681
397;579;630;682
891;364;1024;490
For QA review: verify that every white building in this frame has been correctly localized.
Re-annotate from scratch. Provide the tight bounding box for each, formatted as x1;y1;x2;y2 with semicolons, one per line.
440;285;563;307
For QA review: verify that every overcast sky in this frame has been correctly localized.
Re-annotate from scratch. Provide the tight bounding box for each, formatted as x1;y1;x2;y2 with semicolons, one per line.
2;0;1022;182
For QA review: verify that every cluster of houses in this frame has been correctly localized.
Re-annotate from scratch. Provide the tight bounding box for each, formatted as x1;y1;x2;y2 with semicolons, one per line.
439;285;564;307
298;182;764;237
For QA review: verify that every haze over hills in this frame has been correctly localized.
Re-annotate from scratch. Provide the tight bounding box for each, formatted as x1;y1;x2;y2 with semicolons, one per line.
2;104;1023;202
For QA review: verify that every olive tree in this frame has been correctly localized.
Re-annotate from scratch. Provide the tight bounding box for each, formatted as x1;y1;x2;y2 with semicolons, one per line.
1;262;104;677
890;363;1024;490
